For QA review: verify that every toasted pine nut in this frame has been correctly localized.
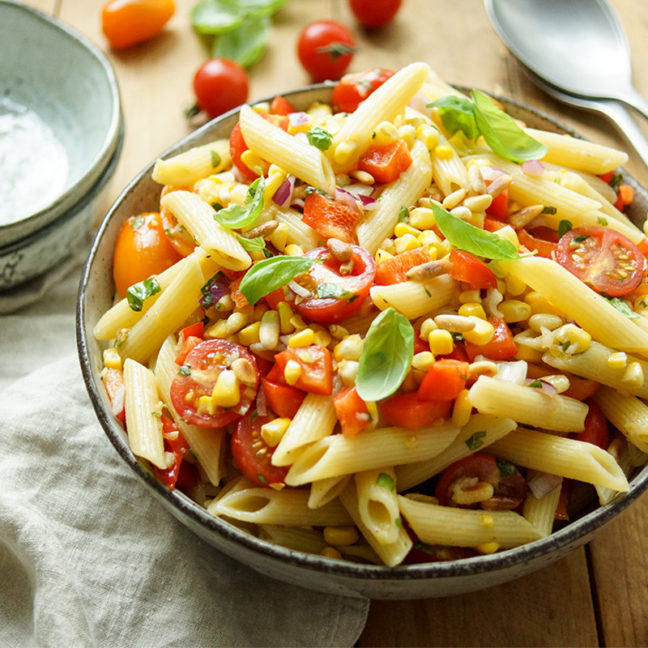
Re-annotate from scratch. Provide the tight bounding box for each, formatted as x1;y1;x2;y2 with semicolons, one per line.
467;360;498;380
434;313;476;332
442;188;466;211
450;205;472;220
242;219;278;239
468;164;486;194
509;205;544;229
486;174;513;197
463;194;493;212
231;358;257;386
327;238;352;262
406;259;450;281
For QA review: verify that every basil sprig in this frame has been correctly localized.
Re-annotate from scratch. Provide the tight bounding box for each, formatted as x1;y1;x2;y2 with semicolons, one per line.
605;296;638;320
356;308;414;402
214;176;265;230
431;203;519;260
238;255;315;304
306;126;333;151
237;234;266;252
430;96;479;140
126;277;161;312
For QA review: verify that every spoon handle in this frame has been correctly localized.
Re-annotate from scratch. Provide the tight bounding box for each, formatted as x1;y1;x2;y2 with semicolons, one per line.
617;87;648;122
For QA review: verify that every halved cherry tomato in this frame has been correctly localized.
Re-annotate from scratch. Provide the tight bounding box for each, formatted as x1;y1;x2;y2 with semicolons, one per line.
263;286;289;310
357;139;412;184
269;95;295;116
231;412;288;487
332;68;394;113
435;453;527;510
101;0;175;50
102;367;125;424
573;401;609;449
262;379;305;418
154;415;191;490
193;58;249;119
302;191;362;243
465;317;517;361
375;247;432;285
555;226;645;296
418;359;469;401
379;392;452;430
334;386;371;437
297;20;355;82
614;184;634;211
293;245;376;324
485;188;509;220
448;249;497;289
517;227;558;259
349;0;402;28
170;339;259;428
113;212;182;297
160;185;197;257
272;345;333;395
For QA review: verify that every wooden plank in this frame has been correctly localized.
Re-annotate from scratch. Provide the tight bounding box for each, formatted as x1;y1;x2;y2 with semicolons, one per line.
359;551;598;647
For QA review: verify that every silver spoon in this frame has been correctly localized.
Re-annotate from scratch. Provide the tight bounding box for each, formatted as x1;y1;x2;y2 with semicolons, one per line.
484;0;648;120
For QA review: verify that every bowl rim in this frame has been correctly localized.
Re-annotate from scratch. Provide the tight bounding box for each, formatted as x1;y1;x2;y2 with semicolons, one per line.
0;0;122;245
77;82;648;584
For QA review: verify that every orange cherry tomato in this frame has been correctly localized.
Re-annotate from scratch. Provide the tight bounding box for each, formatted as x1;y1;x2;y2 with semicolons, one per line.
101;0;175;50
112;212;182;297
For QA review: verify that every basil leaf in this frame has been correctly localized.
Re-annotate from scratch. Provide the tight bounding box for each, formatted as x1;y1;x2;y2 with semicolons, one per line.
606;296;638;319
315;283;353;299
210;150;221;168
237;235;266;252
558;219;572;238
496;458;517;476
126;277;161;312
239;255;315;304
431;203;519;260
306;126;333;151
472;89;548;162
212;14;270;67
376;472;395;492
356;308;414;402
429;96;479;140
190;0;245;34
214;176;265;229
236;0;288;16
465;430;486;451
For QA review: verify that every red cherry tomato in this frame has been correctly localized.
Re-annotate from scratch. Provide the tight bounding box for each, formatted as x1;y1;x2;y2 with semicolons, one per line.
334;386;371;437
292;245;376;324
261;379;305;418
269;95;296;116
154;415;191;490
375;247;432;285
435;453;527;511
465;317;517;361
357;139;412;184
332;68;395;113
379;392;452;431
485;187;509;220
193;58;249;119
573;401;609;449
297;20;356;82
349;0;402;28
417;359;469;402
271;345;334;395
101;0;175;50
302;191;362;243
448;249;497;289
113;212;182;297
170;339;259;428
555;226;645;297
231;412;288;487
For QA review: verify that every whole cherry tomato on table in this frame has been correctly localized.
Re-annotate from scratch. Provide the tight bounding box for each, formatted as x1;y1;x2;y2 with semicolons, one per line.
349;0;402;28
193;58;249;119
297;20;356;82
101;0;175;49
332;68;394;113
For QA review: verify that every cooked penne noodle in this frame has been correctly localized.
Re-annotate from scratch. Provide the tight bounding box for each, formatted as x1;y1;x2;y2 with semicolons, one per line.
594;387;648;454
308;475;351;509
152;139;231;186
522;477;563;537
355;468;401;545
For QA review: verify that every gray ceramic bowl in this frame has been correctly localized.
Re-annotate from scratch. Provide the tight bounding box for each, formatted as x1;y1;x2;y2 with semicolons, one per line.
78;85;648;599
0;0;122;250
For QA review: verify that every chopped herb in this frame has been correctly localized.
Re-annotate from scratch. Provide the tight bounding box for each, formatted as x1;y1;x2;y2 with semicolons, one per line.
316;283;353;299
423;287;432;297
256;472;268;484
496;458;517;476
641;299;648;309
597;216;609;226
541;206;557;215
306;126;333;151
413;540;436;555
251;409;259;421
606;296;638;319
178;364;192;376
398;206;409;223
572;234;590;244
451;332;464;343
151;410;162;419
371;131;376;139
164;228;173;236
262;247;274;259
558;219;572;237
210;150;221;167
559;340;571;352
528;379;543;388
304;186;334;199
126;277;161;312
465;430;486;450
609;172;623;192
376;472;395;491
395;516;402;527
200;271;226;307
211;202;223;211
131;215;145;231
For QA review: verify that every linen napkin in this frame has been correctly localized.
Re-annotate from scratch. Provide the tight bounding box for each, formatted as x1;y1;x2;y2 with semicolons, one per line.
0;269;369;647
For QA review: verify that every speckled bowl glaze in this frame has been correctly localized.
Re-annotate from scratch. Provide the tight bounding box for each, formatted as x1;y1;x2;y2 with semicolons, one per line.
0;0;122;249
78;85;648;599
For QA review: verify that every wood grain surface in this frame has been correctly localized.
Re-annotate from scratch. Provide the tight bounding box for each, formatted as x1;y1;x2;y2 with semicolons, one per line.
23;0;648;644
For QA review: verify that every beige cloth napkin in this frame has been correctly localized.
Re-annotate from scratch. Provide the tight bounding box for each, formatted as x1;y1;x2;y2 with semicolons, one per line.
0;268;369;647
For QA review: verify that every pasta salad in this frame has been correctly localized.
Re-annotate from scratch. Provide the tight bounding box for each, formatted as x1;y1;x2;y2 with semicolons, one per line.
96;62;648;567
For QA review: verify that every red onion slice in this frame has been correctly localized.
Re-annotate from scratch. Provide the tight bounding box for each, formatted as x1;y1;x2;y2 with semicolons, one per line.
289;111;309;127
492;359;528;385
525;378;558;396
199;275;229;307
480;166;507;182
288;280;312;298
272;176;295;207
521;160;545;177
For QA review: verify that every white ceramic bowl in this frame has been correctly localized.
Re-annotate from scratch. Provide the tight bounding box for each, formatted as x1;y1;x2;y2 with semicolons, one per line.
0;0;122;276
77;86;648;599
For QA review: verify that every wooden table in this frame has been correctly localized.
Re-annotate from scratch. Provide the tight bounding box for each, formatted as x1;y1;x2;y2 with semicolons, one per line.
25;0;648;644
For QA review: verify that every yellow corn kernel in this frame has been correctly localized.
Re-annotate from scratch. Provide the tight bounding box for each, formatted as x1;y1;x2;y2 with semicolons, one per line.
275;301;294;335
493;224;519;249
515;344;543;363
458;302;487;320
321;546;343;560
451;389;472;427
499;299;532;323
333;140;357;166
458;290;481;304
480;513;495;528
334;334;364;361
528;313;564;332
259;310;280;350
496;278;507;295
197;395;214;415
103;348;122;370
313;327;332;347
412;351;435;372
409;207;436;230
226;311;250;335
375;249;394;263
463;317;494;345
237;321;261;346
260;417;291;447
289;327;315;348
427;329;454;355
263;170;286;203
269;223;289;252
394;233;421;253
622;361;644;389
394;222;421;237
504;273;527;297
417;230;440;248
206;319;229;339
289;314;308;331
306;101;332;118
329;324;349;340
284;359;302;385
285;243;304;256
323;526;359;546
476;542;500;554
240;150;269;176
416;123;439;150
373;120;399;146
524;290;562;316
397;124;416;147
434;144;453;160
211;369;240;408
607;352;628;370
419;317;437;341
337;359;359;386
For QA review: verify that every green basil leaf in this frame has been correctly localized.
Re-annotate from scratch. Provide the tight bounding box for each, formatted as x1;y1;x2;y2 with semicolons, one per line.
558;219;572;238
472;89;548;162
431;203;519;260
606;296;638;319
237;235;266;252
126;277;161;312
211;14;270;67
429;96;479;139
609;172;623;192
496;458;517;476
356;308;414;402
239;255;315;304
306;126;333;151
376;472;395;492
465;430;486;451
236;0;288;16
190;0;245;34
315;283;353;299
214;176;265;229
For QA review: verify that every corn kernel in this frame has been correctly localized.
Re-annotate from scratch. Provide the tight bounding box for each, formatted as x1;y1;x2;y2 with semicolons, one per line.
397;124;416;147
373;121;398;146
375;249;394;263
263;171;286;203
329;324;349;340
434;144;453;160
334;334;364;361
333;140;357;166
607;352;628;369
458;302;487;320
337;359;359;386
269;223;289;251
463;317;495;345
320;546;343;560
451;389;472;426
238;321;261;346
524;291;562;316
499;299;532;323
275;301;294;335
206;319;229;339
419;317;437;341
260;417;291;447
458;290;481;304
412;351;435;372
252;101;269;113
289;327;315;348
476;542;500;554
289;314;308;331
394;233;421;253
494;224;520;248
416;230;441;249
528;313;564;332
480;513;495;528
240;150;268;176
259;310;280;350
285;243;304;256
211;369;240;408
284;359;302;385
416;123;439;150
622;361;644;389
313;327;332;347
515;344;543;363
394;223;421;238
553;324;591;354
323;526;359;546
103;348;122;370
226;311;250;335
197;395;214;415
427;329;454;355
409;207;436;230
504;273;527;297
